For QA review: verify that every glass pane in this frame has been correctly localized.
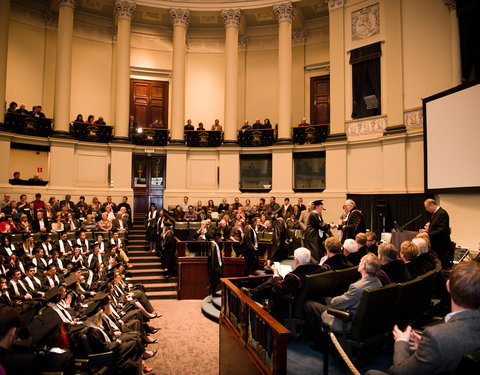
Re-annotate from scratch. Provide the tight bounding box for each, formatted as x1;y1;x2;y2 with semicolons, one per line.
133;158;147;186
240;155;272;190
150;158;164;187
293;152;326;190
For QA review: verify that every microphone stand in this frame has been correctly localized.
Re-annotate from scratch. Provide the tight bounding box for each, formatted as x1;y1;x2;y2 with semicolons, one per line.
399;213;423;231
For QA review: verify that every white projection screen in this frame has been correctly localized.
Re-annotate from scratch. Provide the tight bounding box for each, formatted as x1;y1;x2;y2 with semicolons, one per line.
423;82;480;193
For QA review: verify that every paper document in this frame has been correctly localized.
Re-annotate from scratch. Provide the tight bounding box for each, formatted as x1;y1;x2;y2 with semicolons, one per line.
273;262;293;278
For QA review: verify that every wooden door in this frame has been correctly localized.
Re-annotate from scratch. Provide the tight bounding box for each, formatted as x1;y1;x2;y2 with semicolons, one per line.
132;155;166;216
310;76;330;125
130;79;169;128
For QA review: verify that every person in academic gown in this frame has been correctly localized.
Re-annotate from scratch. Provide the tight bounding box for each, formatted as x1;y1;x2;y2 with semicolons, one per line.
207;231;224;296
303;200;332;263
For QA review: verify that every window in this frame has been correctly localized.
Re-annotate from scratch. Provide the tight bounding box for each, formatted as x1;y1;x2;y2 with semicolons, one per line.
293;151;326;191
350;42;381;119
239;154;272;192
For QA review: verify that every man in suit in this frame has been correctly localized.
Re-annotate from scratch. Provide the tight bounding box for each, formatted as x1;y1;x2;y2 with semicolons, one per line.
60;195;74;212
112;212;129;233
367;261;480;375
211;119;222;131
32;210;50;233
304;253;381;350
103;196;117;213
252;118;262;129
419;198;452;269
184;119;194;131
280;198;294;219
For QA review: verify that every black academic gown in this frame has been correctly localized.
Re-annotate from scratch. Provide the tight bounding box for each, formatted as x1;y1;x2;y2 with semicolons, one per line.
270;219;290;262
207;240;224;293
303;211;330;263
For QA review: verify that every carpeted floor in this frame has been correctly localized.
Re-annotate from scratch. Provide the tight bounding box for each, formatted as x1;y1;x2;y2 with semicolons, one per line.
145;299;219;375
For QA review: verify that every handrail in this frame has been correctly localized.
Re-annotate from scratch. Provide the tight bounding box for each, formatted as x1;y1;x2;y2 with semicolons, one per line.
221;276;290;375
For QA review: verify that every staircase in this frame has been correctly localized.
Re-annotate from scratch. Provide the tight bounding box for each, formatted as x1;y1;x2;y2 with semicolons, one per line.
201;293;221;323
128;216;177;299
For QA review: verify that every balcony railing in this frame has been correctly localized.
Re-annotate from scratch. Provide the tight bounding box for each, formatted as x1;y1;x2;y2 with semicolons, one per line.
185;130;223;147
71;122;113;143
237;128;277;147
292;124;329;144
3;112;53;137
131;127;169;146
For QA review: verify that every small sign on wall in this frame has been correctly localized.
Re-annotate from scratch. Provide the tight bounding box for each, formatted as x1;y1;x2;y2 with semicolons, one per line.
37;168;42;172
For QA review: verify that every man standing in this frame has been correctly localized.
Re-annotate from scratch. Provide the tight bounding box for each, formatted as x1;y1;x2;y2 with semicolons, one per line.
335;199;366;242
367;261;480;375
419;198;452;268
303;200;331;263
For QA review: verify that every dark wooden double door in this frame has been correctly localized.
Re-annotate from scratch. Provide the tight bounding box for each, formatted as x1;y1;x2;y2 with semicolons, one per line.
310;75;330;125
132;155;166;216
130;79;169;128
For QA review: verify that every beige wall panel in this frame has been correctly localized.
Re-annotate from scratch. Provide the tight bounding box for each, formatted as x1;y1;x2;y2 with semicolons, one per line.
245;50;278;124
49;145;75;188
347;142;383;192
402;0;452;109
305;42;329;66
218;151;240;193
42;29;57;118
272;149;293;194
130;48;172;70
439;194;479;251
6;21;45;111
325;146;347;193
70;37;113;123
405;136;424;192
188;156;218;190
292;46;305;124
0;139;11;184
111;148;133;190
165;150;187;192
74;150;108;187
9;149;49;182
185;53;225;126
382;138;406;193
237;51;247;127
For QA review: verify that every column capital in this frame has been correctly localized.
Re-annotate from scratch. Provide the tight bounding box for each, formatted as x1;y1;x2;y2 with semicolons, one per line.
273;2;295;23
221;9;241;28
58;0;77;9
327;0;345;12
170;8;190;27
443;0;456;12
292;29;307;46
238;36;248;51
44;11;58;29
114;0;136;21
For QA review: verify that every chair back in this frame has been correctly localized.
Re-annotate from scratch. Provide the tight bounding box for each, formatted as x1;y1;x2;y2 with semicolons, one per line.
391;277;428;328
456;352;480;374
350;283;400;341
189;222;201;230
294;270;336;318
332;266;360;297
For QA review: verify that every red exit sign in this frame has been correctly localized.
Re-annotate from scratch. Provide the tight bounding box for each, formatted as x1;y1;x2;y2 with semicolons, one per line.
37;168;42;172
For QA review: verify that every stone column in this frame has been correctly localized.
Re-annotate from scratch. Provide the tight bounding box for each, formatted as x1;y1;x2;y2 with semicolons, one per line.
114;0;136;141
327;0;346;137
0;0;10;124
221;9;241;144
274;2;295;143
53;0;76;136
444;0;462;86
170;8;190;143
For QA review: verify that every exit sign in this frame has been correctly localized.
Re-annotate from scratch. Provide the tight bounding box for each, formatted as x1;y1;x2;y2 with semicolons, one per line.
37;168;42;172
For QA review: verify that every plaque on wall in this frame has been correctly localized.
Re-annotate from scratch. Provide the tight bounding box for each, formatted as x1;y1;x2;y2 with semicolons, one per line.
352;3;380;42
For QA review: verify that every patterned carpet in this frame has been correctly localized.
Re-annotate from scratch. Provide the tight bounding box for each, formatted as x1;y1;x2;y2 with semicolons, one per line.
145;299;219;375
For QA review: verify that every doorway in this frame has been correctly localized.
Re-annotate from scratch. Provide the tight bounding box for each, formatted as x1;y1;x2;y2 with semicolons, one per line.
310;75;330;125
132;155;166;216
130;79;169;128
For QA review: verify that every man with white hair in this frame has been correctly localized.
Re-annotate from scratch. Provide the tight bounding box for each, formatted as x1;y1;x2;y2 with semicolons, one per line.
411;238;436;274
241;247;326;322
333;199;366;242
343;238;361;265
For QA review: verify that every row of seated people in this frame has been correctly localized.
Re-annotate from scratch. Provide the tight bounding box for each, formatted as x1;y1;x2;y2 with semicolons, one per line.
1;229;131;272
6;102;46;118
73;114;107;125
0;193;132;234
0;245;159;374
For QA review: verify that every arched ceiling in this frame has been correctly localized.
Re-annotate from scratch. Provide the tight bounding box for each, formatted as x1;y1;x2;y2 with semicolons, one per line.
71;0;329;29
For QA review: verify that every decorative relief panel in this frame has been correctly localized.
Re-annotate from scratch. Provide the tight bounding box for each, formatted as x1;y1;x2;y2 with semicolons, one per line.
351;3;380;42
328;0;345;12
346;116;387;138
292;29;307;47
404;109;423;130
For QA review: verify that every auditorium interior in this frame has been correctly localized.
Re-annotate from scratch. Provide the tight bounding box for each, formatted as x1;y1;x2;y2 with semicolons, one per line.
1;0;480;374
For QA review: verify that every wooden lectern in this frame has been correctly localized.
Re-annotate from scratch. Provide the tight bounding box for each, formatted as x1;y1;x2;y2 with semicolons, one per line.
392;230;418;250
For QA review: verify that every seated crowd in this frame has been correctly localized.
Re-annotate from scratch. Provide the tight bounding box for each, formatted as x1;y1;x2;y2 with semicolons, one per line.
73;114;107;125
0;193;159;374
6;101;46;118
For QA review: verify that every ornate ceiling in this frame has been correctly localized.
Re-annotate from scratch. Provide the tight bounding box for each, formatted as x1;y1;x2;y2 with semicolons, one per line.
34;0;329;29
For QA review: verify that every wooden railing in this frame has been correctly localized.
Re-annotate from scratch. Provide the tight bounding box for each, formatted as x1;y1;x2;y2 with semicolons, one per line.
71;122;113;143
3;112;53;137
131;127;169;146
184;130;223;147
220;276;290;375
292;124;329;144
237;128;276;147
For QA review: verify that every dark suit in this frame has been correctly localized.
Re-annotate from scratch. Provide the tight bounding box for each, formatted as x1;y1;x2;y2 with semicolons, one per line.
59;200;74;211
32;218;50;233
243;226;258;276
367;310;480;375
341;208;366;242
112;217;129;232
428;207;452;268
377;259;412;286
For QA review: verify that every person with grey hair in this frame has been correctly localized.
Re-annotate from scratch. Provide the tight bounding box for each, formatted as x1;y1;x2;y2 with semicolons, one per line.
304;253;382;351
332;199;366;242
343;238;361;265
241;247;326;322
377;243;412;285
410;238;436;274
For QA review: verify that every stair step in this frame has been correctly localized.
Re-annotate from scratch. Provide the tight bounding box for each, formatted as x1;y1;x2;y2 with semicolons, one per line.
201;296;220;323
131;274;175;282
146;290;177;299
144;282;177;291
129;256;160;262
130;262;162;269
129;268;166;277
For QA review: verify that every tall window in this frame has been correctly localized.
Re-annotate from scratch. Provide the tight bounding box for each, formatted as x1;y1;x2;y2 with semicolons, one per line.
239;154;272;192
350;42;381;119
293;151;326;191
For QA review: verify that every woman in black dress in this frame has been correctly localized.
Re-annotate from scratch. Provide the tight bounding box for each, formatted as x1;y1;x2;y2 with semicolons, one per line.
146;203;158;252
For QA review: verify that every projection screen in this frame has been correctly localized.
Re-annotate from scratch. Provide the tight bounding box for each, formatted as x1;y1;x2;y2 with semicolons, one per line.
423;81;480;193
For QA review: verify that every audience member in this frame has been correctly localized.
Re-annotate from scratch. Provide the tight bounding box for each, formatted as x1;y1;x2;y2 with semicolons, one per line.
377;243;412;285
